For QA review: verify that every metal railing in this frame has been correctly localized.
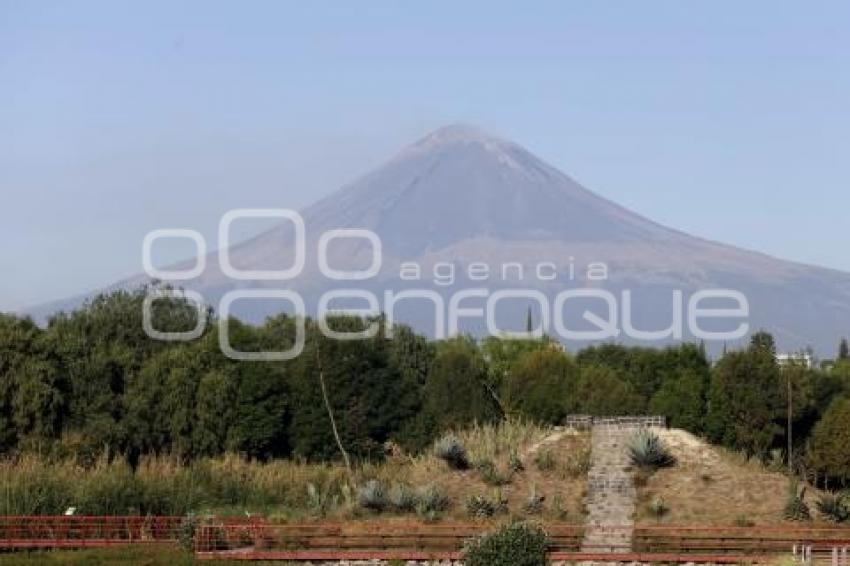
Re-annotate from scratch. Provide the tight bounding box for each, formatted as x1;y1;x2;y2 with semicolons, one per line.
0;515;182;548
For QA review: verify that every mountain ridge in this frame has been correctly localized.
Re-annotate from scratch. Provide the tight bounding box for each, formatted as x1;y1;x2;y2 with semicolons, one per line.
22;124;850;355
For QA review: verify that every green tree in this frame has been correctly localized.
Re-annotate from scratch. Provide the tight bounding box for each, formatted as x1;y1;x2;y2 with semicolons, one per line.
227;361;290;460
649;368;707;432
422;336;500;432
571;364;646;416
750;330;777;356
193;368;237;457
288;317;421;461
12;358;65;450
481;335;554;393
808;397;850;487
706;344;783;459
0;314;46;451
501;347;578;424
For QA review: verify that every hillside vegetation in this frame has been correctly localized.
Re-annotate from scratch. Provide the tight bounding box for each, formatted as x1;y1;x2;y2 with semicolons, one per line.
1;288;850;523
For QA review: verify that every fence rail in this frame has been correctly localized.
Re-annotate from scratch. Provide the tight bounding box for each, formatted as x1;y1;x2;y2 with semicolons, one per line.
2;517;850;563
0;516;183;548
564;415;667;429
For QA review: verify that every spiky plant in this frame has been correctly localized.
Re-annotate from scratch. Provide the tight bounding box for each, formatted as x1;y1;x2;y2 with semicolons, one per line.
416;484;450;521
783;481;811;522
509;451;524;473
466;491;508;519
523;485;545;515
467;494;497;518
628;428;676;470
816;492;849;523
357;479;388;512
533;450;556;472
388;483;419;513
434;434;470;470
476;459;510;486
649;496;668;522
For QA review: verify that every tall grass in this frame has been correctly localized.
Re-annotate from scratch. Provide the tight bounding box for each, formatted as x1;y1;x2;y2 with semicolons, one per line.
452;419;551;464
0;420;553;518
0;453;350;517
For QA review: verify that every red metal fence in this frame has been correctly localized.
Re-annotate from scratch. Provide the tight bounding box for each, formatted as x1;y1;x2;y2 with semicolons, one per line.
1;517;849;563
0;515;183;549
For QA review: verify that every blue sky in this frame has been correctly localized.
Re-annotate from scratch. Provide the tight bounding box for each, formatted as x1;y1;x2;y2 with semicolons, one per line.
2;1;849;311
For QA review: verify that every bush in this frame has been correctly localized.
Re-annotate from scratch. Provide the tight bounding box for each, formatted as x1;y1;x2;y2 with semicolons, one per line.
648;496;668;521
434;435;470;470
783;482;811;522
357;479;388;512
628;428;675;470
524;485;545;515
464;522;549;566
416;484;450;520
534;450;556;472
177;513;197;552
509;451;524;473
466;491;508;518
816;492;849;523
476;459;510;486
388;483;418;513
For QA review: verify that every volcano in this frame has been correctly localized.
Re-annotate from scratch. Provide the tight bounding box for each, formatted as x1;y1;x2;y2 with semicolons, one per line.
29;124;850;355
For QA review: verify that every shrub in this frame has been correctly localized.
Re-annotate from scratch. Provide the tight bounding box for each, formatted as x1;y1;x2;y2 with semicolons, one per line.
476;459;510;486
648;496;668;521
306;482;340;518
466;491;508;518
357;480;388;512
509;451;524;473
388;483;419;513
560;448;591;479
816;492;849;523
434;435;470;470
551;493;569;521
534;450;556;472
524;485;545;515
416;484;450;520
628;428;675;470
783;481;811;522
177;513;197;552
464;522;549;566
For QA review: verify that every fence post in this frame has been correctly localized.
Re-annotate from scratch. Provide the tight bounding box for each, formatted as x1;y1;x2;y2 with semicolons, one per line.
834;547;840;566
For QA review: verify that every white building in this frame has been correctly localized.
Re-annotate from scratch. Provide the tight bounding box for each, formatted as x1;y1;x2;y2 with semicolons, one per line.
776;353;814;369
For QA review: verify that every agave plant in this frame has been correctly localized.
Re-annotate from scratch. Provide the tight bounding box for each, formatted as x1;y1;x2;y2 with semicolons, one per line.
466;491;508;519
388;483;419;513
783;481;811;522
628;428;676;470
434;434;470;470
523;485;545;515
416;484;450;521
816;491;849;523
357;479;388;512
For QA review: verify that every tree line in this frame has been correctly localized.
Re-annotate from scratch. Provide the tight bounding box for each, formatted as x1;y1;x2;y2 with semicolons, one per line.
1;288;849;486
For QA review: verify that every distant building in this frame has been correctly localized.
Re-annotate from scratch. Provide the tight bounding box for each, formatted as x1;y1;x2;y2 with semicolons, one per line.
776;353;814;369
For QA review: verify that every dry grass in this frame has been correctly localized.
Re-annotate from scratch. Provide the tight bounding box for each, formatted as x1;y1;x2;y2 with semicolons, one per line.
406;421;590;521
0;545;294;565
635;428;826;526
0;420;591;524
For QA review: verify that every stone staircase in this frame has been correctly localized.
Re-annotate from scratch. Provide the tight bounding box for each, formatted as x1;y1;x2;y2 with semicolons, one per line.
580;421;640;555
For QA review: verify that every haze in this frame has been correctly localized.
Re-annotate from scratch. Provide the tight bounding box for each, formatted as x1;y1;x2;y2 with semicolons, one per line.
2;1;850;312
